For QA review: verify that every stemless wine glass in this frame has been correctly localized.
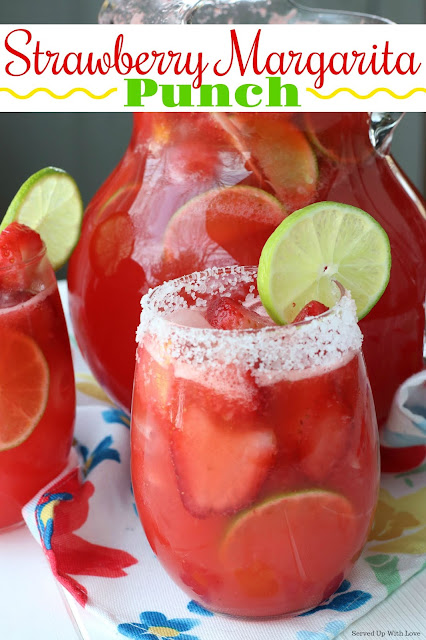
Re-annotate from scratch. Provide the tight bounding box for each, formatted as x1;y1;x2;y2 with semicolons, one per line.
0;229;75;531
131;266;379;617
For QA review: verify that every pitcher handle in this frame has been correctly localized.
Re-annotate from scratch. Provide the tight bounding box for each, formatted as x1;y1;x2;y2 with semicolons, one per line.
369;112;404;156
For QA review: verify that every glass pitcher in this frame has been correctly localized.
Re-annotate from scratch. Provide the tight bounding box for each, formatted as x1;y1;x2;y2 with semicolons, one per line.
68;0;426;472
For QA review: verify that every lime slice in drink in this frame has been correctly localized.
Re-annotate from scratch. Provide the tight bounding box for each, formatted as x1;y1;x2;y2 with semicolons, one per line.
0;167;83;270
257;201;391;323
220;490;357;597
0;330;49;451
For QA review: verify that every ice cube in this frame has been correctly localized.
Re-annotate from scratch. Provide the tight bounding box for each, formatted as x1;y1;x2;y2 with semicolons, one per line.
166;308;211;328
248;301;276;322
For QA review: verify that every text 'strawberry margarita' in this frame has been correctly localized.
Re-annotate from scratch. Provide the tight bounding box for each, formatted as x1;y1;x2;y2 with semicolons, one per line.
0;223;75;530
131;266;379;617
68;112;426;470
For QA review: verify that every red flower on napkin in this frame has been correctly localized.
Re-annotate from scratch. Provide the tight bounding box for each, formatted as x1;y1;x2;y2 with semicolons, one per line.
35;468;138;606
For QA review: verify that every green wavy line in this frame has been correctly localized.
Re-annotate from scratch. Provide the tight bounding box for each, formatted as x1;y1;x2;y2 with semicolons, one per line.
307;87;426;100
0;87;117;100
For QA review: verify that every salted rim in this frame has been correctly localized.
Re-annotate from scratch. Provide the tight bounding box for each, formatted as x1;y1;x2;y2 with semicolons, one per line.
136;265;363;380
0;281;56;316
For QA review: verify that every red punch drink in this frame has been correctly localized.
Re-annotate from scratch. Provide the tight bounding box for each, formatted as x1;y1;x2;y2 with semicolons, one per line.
0;224;75;530
131;266;379;617
69;113;426;470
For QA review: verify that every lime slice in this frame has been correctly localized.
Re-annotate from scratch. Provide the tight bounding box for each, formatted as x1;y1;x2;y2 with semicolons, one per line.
0;330;49;451
1;167;83;270
93;183;140;225
257;201;391;323
163;186;286;270
89;212;134;277
221;490;357;598
305;113;373;164
212;114;318;211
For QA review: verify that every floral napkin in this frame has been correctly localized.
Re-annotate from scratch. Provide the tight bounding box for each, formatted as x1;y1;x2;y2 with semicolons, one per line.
22;283;426;640
381;370;426;449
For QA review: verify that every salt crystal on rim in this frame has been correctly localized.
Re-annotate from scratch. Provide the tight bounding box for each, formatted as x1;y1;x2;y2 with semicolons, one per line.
136;266;363;383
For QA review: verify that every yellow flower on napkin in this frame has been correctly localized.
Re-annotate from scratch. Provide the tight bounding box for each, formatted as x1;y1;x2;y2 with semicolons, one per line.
368;488;426;554
76;373;115;405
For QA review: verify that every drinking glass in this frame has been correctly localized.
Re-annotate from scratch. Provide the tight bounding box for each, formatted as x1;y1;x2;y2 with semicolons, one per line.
131;265;379;616
0;236;75;530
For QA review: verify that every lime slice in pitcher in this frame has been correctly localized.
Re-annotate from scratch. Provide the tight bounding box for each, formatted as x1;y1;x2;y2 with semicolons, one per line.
257;201;391;323
213;114;318;211
163;186;286;267
0;167;83;270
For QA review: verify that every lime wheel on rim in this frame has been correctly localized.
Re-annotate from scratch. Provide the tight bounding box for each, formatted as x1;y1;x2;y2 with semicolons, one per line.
258;201;391;323
1;167;83;270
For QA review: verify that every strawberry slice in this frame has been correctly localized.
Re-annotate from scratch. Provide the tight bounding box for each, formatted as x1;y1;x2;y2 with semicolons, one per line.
267;359;355;483
293;300;329;322
206;297;272;330
171;406;276;517
175;363;261;422
297;399;353;482
0;223;44;290
0;222;43;266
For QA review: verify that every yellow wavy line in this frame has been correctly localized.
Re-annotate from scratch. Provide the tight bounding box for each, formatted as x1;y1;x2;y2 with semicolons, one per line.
307;87;426;100
0;87;117;100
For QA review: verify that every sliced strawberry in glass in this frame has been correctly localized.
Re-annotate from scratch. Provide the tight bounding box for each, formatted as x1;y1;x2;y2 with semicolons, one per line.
268;365;353;483
0;222;43;267
206;297;273;330
171;406;276;517
0;222;45;290
297;397;353;482
175;363;261;423
179;560;224;603
293;300;329;322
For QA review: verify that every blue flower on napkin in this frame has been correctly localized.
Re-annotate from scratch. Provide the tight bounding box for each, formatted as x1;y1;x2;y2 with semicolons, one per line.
78;435;121;477
102;407;131;429
300;580;371;616
187;601;214;616
297;620;346;640
118;610;200;640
